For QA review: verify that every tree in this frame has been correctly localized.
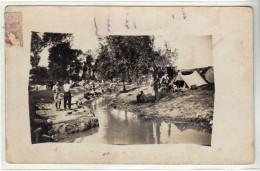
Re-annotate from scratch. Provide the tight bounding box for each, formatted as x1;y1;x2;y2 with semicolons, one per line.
148;41;178;79
29;66;49;84
95;36;155;92
30;32;45;68
94;36;179;92
30;32;82;83
48;41;81;81
30;53;41;69
42;32;73;47
95;43;116;81
82;50;94;80
30;32;74;69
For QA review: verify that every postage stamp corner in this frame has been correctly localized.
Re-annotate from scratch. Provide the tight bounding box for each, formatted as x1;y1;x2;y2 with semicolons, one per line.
5;11;23;47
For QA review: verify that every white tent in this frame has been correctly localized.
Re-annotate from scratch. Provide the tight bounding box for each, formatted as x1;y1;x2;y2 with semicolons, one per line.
174;70;208;88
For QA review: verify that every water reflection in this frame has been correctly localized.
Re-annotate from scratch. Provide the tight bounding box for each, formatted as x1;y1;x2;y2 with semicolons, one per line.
74;97;211;145
168;123;171;138
155;121;161;144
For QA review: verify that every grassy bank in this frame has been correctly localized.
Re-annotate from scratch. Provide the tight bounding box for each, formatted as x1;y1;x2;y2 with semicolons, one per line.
110;86;214;133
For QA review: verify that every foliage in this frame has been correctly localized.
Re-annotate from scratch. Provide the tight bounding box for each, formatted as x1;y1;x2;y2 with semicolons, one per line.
42;32;73;47
149;41;178;78
30;32;45;68
29;66;49;84
82;50;94;79
48;41;81;82
95;36;178;91
30;32;178;87
30;32;74;68
30;32;82;82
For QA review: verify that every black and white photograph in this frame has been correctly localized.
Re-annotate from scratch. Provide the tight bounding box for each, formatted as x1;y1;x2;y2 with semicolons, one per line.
4;5;254;165
28;32;214;145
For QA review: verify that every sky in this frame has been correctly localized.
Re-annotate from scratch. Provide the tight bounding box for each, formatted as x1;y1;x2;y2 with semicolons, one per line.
37;34;212;70
37;33;100;67
159;35;213;69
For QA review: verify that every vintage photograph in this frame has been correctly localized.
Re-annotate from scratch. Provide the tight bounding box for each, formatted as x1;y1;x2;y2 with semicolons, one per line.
28;32;214;145
4;5;254;165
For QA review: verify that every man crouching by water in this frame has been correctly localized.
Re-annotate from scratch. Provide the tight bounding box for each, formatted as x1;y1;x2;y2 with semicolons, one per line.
63;80;74;110
136;91;146;103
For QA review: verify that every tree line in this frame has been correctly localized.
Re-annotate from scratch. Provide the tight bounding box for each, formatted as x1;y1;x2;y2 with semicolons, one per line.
95;36;178;91
30;32;178;91
30;32;95;83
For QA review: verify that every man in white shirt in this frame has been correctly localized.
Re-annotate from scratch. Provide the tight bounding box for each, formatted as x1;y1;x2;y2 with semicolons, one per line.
63;80;73;110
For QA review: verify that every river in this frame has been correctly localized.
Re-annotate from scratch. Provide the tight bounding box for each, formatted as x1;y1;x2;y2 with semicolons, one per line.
73;96;211;145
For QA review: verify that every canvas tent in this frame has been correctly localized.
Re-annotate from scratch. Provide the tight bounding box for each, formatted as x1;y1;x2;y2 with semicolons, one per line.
204;67;214;83
174;70;208;88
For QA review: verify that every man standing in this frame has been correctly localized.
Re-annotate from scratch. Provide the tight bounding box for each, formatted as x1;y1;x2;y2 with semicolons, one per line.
160;73;170;89
153;77;160;101
52;82;59;93
63;80;73;110
52;82;59;104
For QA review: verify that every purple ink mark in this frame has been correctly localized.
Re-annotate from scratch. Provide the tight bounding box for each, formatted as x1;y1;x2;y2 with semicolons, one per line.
182;8;187;20
107;16;111;32
94;18;99;36
125;13;130;29
134;21;136;29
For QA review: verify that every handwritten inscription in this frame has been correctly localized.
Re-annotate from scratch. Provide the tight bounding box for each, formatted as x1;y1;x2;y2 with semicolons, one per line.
93;18;99;36
134;21;137;29
102;152;109;156
125;13;130;29
93;10;188;36
182;8;187;20
107;16;111;32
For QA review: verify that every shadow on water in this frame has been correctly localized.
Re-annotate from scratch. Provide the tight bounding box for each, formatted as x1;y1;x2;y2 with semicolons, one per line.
73;97;211;146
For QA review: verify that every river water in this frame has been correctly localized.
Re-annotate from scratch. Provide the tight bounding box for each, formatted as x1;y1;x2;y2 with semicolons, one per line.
73;96;211;145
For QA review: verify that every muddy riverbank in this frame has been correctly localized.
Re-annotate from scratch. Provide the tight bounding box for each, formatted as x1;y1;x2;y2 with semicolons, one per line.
108;86;214;133
29;83;214;143
71;96;212;145
29;87;100;143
